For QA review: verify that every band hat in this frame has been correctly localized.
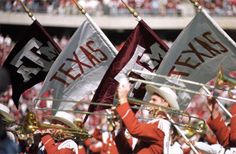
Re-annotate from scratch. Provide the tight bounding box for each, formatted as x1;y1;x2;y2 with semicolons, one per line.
145;85;180;110
49;111;77;129
0;103;14;122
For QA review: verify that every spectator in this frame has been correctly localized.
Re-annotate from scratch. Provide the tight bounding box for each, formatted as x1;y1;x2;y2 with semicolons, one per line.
1;0;235;16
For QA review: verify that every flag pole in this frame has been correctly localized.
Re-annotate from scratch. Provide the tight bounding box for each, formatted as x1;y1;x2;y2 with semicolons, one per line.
189;0;202;11
71;0;118;57
17;0;36;21
120;0;142;21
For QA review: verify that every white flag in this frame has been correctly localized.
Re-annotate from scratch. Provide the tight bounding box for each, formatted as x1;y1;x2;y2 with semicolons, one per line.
38;19;115;110
156;9;236;109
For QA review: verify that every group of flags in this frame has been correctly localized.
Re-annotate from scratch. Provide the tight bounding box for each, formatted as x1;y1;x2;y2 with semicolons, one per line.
2;7;236;121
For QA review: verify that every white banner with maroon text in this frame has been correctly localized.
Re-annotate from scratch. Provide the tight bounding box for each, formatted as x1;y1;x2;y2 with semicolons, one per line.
38;19;115;110
156;9;236;109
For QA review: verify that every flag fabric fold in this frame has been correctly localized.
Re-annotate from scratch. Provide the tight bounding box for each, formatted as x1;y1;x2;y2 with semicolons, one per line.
156;9;236;109
3;20;61;107
38;19;115;111
89;20;169;112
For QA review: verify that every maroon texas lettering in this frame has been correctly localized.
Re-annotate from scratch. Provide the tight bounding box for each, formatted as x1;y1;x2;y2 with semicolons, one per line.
86;40;108;61
202;32;228;53
50;40;107;86
80;40;107;66
169;31;228;76
50;51;92;85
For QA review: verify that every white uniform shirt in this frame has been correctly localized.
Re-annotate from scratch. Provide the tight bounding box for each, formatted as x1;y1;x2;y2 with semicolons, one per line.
169;142;183;154
195;142;236;154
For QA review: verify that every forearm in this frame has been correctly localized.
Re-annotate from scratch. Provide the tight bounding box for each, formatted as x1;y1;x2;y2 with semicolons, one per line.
207;115;230;147
41;134;57;153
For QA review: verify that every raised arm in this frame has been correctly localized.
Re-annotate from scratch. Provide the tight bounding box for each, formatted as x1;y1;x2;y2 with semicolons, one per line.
116;80;164;142
206;97;230;147
116;102;164;142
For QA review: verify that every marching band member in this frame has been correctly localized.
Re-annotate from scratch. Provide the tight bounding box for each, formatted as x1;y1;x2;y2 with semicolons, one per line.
29;111;79;154
206;97;236;147
84;127;103;153
100;122;119;153
74;118;87;154
116;78;182;154
0;103;18;153
87;111;119;154
100;131;119;154
0;103;15;139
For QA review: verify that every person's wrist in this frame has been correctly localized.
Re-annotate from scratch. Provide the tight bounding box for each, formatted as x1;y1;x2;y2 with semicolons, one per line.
119;97;128;105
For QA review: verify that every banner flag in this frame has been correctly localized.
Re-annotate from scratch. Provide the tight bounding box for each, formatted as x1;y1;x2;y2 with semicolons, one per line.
3;20;61;107
89;20;169;112
38;19;115;111
156;9;236;109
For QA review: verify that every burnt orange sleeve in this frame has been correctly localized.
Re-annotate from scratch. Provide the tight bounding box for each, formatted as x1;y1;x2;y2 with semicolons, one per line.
41;135;75;154
207;114;230;147
41;134;57;153
204;134;217;145
116;103;164;142
101;137;119;154
230;115;236;144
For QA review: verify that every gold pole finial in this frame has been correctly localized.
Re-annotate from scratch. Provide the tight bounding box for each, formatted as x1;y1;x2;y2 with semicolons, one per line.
189;0;202;11
120;0;141;20
18;0;36;21
71;0;86;15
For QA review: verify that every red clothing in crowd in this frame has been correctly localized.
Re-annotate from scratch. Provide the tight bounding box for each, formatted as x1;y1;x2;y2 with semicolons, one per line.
84;127;119;154
100;134;119;154
78;145;86;154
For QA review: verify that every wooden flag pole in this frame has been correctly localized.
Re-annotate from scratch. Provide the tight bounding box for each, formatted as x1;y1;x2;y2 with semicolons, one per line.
120;0;142;21
71;0;86;15
18;0;36;21
189;0;202;11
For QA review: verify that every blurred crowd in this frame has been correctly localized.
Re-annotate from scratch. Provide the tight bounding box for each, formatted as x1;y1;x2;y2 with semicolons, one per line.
0;0;236;16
